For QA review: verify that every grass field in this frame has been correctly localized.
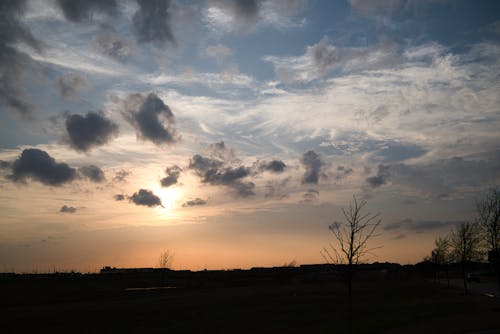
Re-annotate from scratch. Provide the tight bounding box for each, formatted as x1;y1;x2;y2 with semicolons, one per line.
2;275;499;333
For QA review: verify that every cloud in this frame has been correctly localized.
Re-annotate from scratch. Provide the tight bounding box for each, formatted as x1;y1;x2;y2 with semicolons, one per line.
204;0;307;35
7;149;77;186
112;170;129;183
231;181;256;197
0;160;11;169
188;154;255;197
366;164;390;188
208;0;260;30
123;93;179;145
300;150;324;184
57;72;86;98
384;154;500;199
206;141;236;162
128;189;162;207
206;166;250;184
160;165;182;187
78;165;105;183
0;1;42;116
189;154;224;174
384;218;463;233
91;28;135;61
132;0;176;46
55;0;118;22
60;205;76;213
348;0;445;16
335;166;353;180
205;44;233;61
301;189;319;203
258;160;286;173
263;36;395;83
114;194;125;201
64;111;119;152
182;198;207;207
265;178;290;199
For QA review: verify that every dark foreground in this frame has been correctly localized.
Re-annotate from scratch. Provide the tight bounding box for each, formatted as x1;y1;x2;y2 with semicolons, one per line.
1;269;499;333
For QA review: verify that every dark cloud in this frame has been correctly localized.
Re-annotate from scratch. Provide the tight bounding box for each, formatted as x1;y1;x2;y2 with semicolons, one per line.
114;194;125;201
78;165;105;183
182;198;207;207
60;205;76;213
112;170;129;183
232;181;256;197
65;111;119;152
161;165;182;187
300;150;325;184
57;73;86;98
0;1;42;117
335;165;353;180
205;166;250;184
366;164;390;188
129;189;162;207
383;153;500;199
189;154;224;174
0;160;11;169
91;28;134;61
124;93;179;145
384;218;463;233
189;154;255;197
133;0;176;46
265;178;290;199
301;189;319;203
259;160;286;173
7;149;77;186
56;0;118;22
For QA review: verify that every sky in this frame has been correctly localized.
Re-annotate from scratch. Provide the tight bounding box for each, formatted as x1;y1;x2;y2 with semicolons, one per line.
0;0;499;272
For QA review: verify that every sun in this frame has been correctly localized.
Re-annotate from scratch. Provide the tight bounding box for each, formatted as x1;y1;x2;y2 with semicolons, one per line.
155;186;181;211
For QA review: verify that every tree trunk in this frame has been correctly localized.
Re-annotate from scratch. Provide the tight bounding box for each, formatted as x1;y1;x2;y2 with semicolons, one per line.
462;261;468;295
445;266;450;289
347;268;353;334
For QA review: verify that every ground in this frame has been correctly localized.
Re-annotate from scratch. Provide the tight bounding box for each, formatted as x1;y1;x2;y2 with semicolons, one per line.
1;275;499;333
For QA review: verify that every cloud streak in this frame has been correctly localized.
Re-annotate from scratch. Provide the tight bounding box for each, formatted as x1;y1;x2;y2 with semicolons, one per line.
0;0;42;117
182;198;207;207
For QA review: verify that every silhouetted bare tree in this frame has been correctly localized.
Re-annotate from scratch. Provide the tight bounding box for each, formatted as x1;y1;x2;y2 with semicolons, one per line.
429;235;451;287
450;222;483;294
321;196;381;334
476;188;500;288
158;250;174;269
158;250;174;286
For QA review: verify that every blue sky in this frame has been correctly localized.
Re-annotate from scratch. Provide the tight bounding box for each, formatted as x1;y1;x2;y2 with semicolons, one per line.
0;0;499;271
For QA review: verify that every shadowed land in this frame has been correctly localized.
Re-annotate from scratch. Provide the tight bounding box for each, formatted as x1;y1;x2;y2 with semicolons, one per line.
2;264;499;333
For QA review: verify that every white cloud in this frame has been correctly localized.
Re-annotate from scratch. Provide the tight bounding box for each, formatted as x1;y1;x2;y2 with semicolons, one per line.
202;0;307;36
263;36;398;83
